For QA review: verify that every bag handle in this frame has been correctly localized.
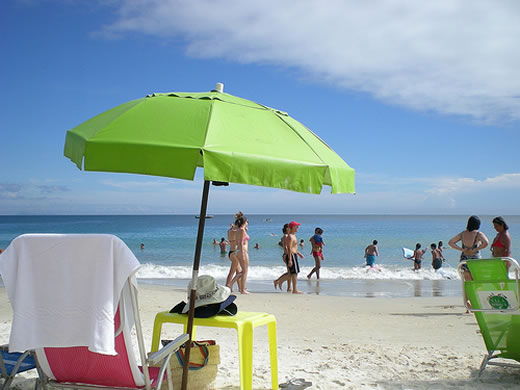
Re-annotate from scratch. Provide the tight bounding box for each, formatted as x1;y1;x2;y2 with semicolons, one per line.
175;342;210;371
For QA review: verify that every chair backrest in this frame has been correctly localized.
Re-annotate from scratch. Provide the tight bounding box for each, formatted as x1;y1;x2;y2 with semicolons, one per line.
1;234;149;389
466;258;509;281
461;258;520;361
38;306;142;388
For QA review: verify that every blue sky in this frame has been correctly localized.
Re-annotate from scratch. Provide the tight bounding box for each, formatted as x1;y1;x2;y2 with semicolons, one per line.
1;0;520;215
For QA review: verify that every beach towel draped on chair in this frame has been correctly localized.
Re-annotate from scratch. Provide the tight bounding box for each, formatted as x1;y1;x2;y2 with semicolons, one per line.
0;234;189;390
0;234;140;355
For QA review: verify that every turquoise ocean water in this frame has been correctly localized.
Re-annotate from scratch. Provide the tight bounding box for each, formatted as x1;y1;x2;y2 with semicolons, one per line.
1;214;518;298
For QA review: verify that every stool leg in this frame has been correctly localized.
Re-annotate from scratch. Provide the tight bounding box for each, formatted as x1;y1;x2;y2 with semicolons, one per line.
237;323;254;390
151;319;164;352
267;320;278;390
183;324;198;339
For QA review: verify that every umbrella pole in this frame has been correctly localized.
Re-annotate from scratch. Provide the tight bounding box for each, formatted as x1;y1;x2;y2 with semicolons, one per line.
181;179;211;390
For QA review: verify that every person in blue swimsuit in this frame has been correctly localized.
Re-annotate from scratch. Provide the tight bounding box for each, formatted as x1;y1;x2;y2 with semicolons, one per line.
364;240;379;267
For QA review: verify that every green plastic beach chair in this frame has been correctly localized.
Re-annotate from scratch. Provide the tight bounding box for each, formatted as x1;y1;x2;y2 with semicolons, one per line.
458;257;520;375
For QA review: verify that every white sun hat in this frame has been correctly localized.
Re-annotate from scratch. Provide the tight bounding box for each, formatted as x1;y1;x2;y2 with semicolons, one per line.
182;275;231;313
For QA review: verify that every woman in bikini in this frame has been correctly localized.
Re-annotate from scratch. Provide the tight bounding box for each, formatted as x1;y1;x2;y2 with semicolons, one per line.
490;216;512;258
236;214;250;294
449;215;489;281
225;211;243;292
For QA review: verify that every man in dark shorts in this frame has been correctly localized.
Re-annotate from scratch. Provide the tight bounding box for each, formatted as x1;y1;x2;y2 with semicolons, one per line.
411;243;426;271
286;221;305;294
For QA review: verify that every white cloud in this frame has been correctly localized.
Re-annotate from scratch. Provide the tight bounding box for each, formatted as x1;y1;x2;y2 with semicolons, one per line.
426;173;520;196
102;0;520;123
418;173;520;213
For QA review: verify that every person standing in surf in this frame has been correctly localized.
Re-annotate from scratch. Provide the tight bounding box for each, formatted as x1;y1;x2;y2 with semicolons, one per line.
410;243;426;271
438;241;446;263
218;237;229;255
364;240;379;268
430;243;443;271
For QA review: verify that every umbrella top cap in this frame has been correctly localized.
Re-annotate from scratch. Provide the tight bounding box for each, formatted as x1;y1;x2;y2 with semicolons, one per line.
214;82;224;93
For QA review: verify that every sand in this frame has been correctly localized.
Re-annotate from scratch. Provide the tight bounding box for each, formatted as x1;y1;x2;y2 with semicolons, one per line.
2;284;520;390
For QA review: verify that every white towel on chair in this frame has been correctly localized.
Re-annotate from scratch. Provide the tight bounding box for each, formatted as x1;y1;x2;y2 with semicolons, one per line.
0;234;140;355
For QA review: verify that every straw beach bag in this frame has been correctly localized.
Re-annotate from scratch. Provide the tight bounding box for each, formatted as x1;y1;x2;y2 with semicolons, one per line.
153;340;220;390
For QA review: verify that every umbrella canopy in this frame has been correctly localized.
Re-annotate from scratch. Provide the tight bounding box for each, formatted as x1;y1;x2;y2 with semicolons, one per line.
65;88;354;194
63;84;355;390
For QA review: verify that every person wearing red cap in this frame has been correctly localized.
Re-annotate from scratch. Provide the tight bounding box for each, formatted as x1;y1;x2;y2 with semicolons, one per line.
288;221;300;229
286;221;304;294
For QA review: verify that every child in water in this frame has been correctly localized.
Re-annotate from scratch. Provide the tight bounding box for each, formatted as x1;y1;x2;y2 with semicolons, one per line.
430;243;443;271
410;243;427;271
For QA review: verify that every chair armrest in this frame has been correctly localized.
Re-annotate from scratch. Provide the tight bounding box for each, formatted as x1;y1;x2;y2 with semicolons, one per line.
147;334;189;365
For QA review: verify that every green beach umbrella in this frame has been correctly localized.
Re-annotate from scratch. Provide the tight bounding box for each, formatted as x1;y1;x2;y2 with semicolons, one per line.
65;84;354;195
64;83;355;389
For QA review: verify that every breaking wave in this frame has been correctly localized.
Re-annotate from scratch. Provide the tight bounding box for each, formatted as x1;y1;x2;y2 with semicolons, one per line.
136;263;460;281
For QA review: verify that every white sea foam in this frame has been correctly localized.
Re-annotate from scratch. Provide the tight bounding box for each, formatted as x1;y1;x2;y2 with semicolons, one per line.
136;263;460;281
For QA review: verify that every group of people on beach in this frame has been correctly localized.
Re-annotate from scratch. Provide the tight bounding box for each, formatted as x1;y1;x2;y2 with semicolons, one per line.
217;214;512;295
272;222;306;293
407;215;512;272
218;217;326;294
272;223;326;293
407;241;446;271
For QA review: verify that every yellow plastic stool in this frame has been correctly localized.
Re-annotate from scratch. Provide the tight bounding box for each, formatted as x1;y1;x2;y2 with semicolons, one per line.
151;311;278;390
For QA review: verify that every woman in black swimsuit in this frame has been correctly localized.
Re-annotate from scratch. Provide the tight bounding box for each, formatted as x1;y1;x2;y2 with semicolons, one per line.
225;211;243;292
448;215;489;280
